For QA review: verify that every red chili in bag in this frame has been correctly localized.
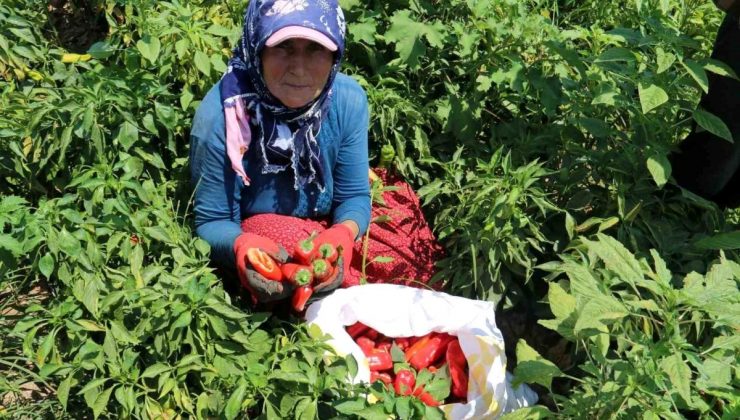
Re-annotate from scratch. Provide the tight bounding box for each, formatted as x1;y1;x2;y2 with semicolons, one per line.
394;337;410;350
446;339;468;399
370;371;392;385
408;333;454;370
356;337;375;356
418;390;442;407
393;369;415;396
346;322;370;339
404;334;432;362
367;349;392;371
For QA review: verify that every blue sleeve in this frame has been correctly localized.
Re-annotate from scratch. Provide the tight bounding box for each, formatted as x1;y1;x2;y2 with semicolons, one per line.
190;82;243;270
331;78;371;238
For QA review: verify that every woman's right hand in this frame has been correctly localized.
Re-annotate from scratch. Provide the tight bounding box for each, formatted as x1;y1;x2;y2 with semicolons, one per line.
233;233;292;303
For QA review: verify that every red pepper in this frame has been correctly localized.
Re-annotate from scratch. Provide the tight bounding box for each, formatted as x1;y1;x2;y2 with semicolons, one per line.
356;336;375;356
367;349;392;371
294;232;317;265
376;341;392;353
316;243;338;264
370;371;392;385
404;334;432;362
446;339;468;399
311;258;332;282
394;337;410;350
246;248;283;281
346;322;370;339
408;333;454;371
363;327;379;340
291;285;313;312
393;369;416;396
418;390;441;407
281;263;313;286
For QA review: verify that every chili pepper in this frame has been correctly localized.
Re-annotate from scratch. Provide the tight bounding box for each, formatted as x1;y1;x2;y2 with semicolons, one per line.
294;232;317;265
370;371;392;385
311;258;332;282
316;243;338;264
427;366;438;373
291;284;313;312
246;248;282;281
363;327;379;340
404;334;432;362
394;337;410;350
376;341;392;353
393;369;415;396
346;322;370;339
378;143;395;168
418;390;441;407
356;337;375;356
446;339;468;399
281;263;313;286
408;334;454;371
367;349;392;371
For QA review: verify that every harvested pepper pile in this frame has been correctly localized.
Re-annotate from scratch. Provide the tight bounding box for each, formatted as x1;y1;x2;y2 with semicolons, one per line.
346;322;469;407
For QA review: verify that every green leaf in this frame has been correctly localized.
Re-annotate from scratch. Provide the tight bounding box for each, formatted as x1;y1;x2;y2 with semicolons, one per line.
116;121;139;151
384;10;445;69
583;234;645;289
704;59;738;79
682;59;709;93
87;41;115;60
371;256;394;264
694;231;740;250
39;253;54;278
57;376;72;410
656;47;675;74
647;153;671;188
141;363;171;379
548;282;576;320
224;380;248;420
512;339;562;389
660;354;692;404
594;47;635;63
194;51;211;76
136;35;161;64
638;83;669;114
500;406;552;419
693;109;733;143
92;386;114;419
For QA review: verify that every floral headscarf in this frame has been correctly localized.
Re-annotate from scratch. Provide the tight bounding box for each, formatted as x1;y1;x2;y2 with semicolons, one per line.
221;0;346;191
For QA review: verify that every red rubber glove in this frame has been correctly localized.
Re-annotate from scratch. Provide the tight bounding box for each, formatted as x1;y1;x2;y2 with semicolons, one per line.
233;233;291;303
311;224;355;284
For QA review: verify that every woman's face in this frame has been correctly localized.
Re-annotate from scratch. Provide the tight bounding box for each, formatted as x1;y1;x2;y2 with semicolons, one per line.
261;39;334;109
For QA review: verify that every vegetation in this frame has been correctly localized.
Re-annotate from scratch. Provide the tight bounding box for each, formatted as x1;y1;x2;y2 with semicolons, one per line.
1;0;737;418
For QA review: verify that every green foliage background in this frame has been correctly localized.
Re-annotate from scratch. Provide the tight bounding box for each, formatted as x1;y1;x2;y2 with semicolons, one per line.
1;0;738;418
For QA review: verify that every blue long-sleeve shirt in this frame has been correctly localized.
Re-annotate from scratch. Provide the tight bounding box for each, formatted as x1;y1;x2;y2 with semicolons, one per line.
190;73;371;270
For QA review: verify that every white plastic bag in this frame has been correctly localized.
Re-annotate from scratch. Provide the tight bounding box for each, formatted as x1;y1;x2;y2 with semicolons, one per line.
305;284;538;419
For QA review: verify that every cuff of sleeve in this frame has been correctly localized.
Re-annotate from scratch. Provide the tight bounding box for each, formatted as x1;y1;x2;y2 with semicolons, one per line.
334;210;369;239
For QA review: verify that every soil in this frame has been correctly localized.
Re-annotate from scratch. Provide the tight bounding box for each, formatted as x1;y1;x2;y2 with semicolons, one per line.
47;0;108;53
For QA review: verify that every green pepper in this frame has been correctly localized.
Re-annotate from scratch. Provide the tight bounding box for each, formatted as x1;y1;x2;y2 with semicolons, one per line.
378;143;395;168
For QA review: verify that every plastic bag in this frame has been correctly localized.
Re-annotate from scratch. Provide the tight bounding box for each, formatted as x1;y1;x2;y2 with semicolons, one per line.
305;284;538;419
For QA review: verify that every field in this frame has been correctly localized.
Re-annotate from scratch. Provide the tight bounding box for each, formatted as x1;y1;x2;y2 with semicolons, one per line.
1;0;738;418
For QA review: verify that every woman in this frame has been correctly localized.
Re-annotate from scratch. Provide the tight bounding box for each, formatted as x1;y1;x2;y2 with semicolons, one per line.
190;0;443;305
670;0;739;208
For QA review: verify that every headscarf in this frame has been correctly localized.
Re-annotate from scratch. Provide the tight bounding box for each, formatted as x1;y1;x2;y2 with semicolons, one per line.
221;0;346;191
